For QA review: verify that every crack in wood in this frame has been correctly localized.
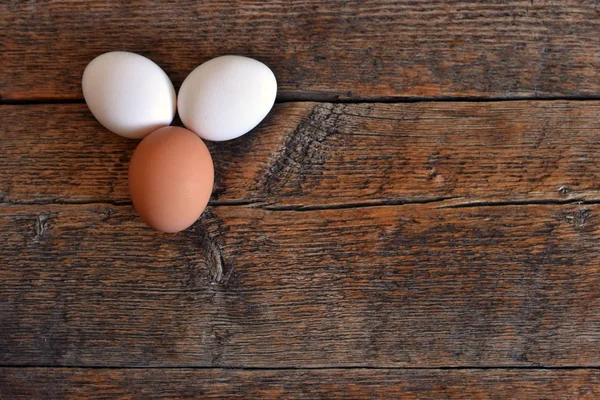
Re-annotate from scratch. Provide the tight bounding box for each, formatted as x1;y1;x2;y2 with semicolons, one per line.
1;365;600;370
5;197;600;212
438;198;600;209
5;95;600;106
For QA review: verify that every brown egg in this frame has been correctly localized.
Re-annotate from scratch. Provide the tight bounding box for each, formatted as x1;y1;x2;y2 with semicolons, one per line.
128;126;214;233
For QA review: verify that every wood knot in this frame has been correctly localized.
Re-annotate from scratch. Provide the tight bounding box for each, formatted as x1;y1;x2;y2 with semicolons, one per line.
560;209;592;228
204;238;225;284
187;213;237;289
34;214;48;239
198;227;234;286
101;207;115;221
557;186;572;195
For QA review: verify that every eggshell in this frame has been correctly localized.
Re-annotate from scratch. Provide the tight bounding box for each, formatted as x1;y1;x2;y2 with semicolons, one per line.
128;126;214;233
178;55;277;141
82;51;176;139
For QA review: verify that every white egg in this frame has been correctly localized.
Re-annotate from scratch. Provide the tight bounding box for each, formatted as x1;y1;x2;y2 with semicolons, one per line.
82;51;176;139
178;55;277;141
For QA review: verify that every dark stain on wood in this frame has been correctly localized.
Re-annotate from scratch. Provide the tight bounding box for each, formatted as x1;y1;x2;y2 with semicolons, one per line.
260;103;337;197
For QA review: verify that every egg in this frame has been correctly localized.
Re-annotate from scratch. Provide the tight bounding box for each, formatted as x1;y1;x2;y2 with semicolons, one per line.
128;126;214;233
82;51;176;139
178;55;277;141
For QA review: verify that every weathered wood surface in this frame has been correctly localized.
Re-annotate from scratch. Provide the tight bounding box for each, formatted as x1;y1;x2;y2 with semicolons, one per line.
3;1;600;101
1;368;599;399
2;101;600;206
1;202;599;367
4;0;600;394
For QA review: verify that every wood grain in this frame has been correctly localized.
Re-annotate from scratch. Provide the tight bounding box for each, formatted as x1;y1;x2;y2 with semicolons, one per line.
2;101;600;206
2;1;600;101
1;202;599;367
1;368;599;399
4;0;600;395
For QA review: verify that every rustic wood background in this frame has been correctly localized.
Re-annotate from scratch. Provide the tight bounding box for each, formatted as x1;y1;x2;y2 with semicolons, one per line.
2;1;600;398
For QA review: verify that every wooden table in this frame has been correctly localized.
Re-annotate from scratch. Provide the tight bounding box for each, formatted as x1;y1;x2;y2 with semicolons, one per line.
2;1;600;398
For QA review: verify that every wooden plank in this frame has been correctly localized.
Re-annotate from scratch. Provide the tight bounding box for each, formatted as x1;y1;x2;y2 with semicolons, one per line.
2;101;600;205
1;368;599;399
2;1;600;101
1;202;599;367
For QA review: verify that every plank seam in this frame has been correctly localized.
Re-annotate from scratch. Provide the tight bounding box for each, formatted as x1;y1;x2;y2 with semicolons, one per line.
1;365;599;371
2;197;600;210
4;95;600;106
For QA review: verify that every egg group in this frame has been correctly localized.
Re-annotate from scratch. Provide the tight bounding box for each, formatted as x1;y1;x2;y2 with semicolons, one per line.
82;51;277;232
